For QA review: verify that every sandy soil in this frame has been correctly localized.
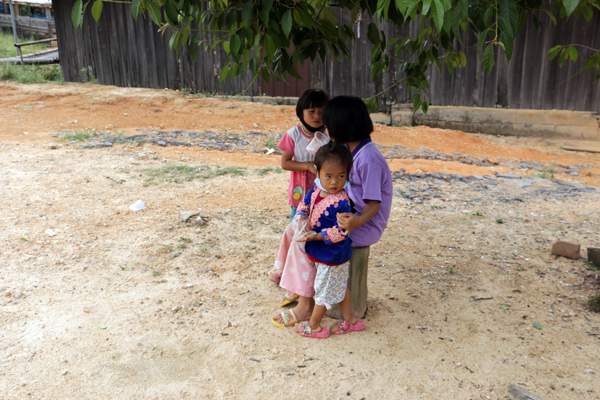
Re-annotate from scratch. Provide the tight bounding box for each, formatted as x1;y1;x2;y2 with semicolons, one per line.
1;82;600;400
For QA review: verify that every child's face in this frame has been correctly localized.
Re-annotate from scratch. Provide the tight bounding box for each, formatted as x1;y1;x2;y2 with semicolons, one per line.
303;107;323;129
318;159;347;194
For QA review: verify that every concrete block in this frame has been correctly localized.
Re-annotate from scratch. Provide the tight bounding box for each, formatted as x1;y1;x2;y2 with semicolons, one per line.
551;241;581;260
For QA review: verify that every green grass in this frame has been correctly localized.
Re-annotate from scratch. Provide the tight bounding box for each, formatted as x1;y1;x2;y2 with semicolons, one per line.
0;32;50;57
60;129;96;142
0;63;62;83
143;164;246;185
257;167;283;176
0;32;63;84
536;164;556;180
588;295;600;313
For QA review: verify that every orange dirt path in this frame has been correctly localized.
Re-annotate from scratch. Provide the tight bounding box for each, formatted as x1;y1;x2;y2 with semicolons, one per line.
2;82;599;186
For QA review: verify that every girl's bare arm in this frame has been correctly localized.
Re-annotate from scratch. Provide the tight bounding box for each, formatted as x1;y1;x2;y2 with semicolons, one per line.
281;152;317;175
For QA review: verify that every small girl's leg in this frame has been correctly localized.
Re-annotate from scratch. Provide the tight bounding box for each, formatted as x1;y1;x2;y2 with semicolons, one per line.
333;289;366;335
309;305;327;330
296;304;330;338
269;223;295;283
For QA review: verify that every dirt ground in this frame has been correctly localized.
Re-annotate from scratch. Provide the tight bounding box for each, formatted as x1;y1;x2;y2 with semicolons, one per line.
1;82;600;400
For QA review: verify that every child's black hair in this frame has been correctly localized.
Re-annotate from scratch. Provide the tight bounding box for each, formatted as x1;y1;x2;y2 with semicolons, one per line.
323;96;373;143
296;89;329;120
314;141;353;177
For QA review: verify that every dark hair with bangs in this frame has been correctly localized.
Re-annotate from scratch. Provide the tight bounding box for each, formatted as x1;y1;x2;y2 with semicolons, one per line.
314;141;353;177
296;89;329;119
323;96;373;143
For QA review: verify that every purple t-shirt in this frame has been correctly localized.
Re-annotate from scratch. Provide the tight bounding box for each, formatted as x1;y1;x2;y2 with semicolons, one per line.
347;140;393;247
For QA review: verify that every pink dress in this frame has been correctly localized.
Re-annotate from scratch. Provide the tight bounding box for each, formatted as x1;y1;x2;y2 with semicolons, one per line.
278;124;317;207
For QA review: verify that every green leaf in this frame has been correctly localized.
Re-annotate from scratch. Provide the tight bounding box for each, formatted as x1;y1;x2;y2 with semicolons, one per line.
482;44;495;72
394;0;415;15
131;0;141;19
294;6;314;28
91;0;103;23
264;34;276;59
432;0;444;31
71;0;83;28
147;1;162;26
422;0;432;15
562;0;580;16
567;46;578;61
165;1;179;25
281;9;292;37
532;321;543;330
367;22;380;45
261;0;273;24
548;45;562;60
168;31;180;50
180;25;190;47
376;0;391;18
241;2;253;25
223;40;231;55
220;65;232;81
231;34;241;56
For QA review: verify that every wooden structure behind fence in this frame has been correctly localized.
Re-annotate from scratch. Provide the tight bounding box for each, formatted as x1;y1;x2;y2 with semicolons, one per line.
0;1;55;36
53;0;600;111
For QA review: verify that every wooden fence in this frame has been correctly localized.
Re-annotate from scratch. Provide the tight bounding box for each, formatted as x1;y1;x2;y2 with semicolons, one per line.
0;14;55;36
53;0;600;111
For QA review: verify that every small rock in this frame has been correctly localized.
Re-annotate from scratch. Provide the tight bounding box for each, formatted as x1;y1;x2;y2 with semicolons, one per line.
62;370;69;376
508;384;543;400
81;142;113;149
179;210;209;226
45;228;57;237
551;241;581;260
584;368;595;375
48;144;60;150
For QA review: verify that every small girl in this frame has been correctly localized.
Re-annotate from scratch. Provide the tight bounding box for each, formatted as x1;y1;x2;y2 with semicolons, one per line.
273;143;365;338
269;89;329;287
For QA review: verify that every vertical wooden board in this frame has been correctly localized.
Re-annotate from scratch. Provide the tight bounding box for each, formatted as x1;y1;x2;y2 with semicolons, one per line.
123;5;140;87
114;4;130;87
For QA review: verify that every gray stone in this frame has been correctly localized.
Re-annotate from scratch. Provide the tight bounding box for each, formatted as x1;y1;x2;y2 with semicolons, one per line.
180;210;209;226
508;384;544;400
81;141;113;149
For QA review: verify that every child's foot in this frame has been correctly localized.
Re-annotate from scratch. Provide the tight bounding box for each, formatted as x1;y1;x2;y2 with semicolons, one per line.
296;321;330;339
271;309;299;328
331;319;366;335
279;293;299;307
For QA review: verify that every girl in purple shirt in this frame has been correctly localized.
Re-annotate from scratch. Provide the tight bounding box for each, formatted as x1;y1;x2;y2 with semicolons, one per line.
324;96;393;320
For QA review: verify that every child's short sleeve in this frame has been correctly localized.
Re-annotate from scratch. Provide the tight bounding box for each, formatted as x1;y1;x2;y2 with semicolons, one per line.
296;187;314;217
278;133;295;155
358;160;385;202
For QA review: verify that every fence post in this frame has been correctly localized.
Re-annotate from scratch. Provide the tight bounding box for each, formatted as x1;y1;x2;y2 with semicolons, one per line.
8;0;23;63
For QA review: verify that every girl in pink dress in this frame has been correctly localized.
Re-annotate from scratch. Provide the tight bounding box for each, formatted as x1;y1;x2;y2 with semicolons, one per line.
268;89;329;288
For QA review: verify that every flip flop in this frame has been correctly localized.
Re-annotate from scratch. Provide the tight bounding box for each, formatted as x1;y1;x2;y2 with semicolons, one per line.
332;319;366;335
296;321;330;339
279;293;299;308
271;308;298;329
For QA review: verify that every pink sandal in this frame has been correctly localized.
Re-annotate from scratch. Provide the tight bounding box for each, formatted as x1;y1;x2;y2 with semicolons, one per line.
333;320;366;335
296;321;331;339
